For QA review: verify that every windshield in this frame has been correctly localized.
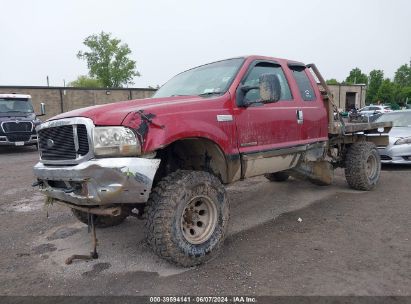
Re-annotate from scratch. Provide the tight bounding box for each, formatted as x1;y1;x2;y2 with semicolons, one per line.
376;112;411;127
0;98;34;113
153;58;244;98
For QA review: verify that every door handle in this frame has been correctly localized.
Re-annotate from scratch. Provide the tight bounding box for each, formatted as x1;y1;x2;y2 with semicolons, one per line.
296;109;303;124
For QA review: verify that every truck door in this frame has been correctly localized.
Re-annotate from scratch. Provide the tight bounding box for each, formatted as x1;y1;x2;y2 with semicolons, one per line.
287;63;328;144
233;61;302;178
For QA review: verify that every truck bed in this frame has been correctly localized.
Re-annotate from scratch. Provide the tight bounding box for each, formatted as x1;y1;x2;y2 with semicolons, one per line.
329;121;393;135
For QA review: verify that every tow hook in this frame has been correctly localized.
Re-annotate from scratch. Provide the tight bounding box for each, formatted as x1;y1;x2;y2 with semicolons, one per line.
63;185;81;194
31;180;43;187
65;213;99;265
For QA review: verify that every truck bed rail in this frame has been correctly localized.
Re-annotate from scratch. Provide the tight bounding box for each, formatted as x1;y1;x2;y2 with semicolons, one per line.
336;121;392;134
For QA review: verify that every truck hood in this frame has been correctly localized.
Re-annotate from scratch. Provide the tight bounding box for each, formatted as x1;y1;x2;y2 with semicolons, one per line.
49;95;217;126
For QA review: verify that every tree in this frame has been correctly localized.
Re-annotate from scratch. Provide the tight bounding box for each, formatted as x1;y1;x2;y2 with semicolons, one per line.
326;79;339;85
69;75;103;88
345;68;368;85
394;64;411;88
77;31;140;87
398;86;411;104
375;79;395;104
366;69;384;104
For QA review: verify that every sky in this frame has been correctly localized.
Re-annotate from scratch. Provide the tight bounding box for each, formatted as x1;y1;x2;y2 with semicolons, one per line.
1;0;410;88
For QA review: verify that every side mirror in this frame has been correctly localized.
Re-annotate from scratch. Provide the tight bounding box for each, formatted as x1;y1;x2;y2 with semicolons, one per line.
238;73;281;107
259;73;281;103
38;103;46;116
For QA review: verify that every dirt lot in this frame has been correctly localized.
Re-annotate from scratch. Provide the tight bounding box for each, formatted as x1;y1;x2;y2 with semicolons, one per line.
0;146;410;296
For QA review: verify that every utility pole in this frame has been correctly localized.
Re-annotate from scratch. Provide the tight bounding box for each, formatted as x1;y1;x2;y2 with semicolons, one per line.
46;76;50;87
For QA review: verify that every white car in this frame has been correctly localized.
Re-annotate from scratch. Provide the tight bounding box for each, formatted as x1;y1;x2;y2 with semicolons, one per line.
359;105;392;116
375;110;411;164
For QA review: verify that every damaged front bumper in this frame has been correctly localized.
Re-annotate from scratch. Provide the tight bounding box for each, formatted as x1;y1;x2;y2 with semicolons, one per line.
33;157;161;206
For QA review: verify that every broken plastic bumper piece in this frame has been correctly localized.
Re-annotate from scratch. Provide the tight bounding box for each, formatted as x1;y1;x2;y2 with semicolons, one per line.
33;158;161;206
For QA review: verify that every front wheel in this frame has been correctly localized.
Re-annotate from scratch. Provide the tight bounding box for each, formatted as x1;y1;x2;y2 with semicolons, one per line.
145;170;229;267
345;142;381;191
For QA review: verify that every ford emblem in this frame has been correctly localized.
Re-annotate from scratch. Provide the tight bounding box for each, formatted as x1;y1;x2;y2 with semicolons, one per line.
46;139;54;148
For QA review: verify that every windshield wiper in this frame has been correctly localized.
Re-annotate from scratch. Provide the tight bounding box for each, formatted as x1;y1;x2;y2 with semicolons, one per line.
198;91;224;97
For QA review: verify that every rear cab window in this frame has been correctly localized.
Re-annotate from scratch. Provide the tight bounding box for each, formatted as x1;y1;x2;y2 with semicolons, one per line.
289;64;316;101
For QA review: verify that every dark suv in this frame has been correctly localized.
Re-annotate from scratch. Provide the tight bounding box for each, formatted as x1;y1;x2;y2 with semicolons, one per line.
0;94;45;147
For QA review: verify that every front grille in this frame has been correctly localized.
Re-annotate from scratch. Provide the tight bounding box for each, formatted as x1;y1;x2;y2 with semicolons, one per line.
2;121;32;133
38;124;89;161
7;134;31;142
77;125;89;155
380;155;392;160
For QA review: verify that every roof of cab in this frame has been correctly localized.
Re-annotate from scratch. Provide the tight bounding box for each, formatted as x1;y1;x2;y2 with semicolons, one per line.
243;55;305;66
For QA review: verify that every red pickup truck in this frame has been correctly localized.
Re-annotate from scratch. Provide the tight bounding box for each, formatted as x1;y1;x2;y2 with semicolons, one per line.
33;55;391;266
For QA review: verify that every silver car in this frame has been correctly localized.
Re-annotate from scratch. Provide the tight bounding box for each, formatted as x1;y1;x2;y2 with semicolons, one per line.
375;110;411;164
359;105;392;115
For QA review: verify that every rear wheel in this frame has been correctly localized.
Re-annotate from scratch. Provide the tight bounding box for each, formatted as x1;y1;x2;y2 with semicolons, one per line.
264;172;289;182
345;142;381;191
145;170;229;267
71;208;129;228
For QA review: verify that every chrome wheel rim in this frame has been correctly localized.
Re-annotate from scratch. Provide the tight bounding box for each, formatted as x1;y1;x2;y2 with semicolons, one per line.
181;195;217;244
366;154;377;179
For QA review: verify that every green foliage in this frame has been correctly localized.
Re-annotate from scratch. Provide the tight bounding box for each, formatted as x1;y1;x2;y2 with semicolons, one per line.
345;68;368;85
344;62;411;106
366;69;384;104
390;102;401;110
394;64;411;88
326;79;339;85
77;31;140;88
375;79;395;104
68;75;103;88
398;86;411;103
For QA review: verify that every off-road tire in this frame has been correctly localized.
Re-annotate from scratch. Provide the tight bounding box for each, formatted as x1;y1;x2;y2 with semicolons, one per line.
144;170;229;267
345;142;381;191
71;208;129;228
264;172;289;182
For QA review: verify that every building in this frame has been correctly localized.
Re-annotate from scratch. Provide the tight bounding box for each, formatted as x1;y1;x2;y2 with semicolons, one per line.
327;84;367;112
0;86;156;120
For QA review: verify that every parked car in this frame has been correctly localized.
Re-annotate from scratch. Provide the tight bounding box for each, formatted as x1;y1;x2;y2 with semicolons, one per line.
375;110;411;164
359;105;392;116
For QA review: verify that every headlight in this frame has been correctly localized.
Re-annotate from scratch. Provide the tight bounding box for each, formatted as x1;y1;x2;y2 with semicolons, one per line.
93;127;141;156
394;137;411;145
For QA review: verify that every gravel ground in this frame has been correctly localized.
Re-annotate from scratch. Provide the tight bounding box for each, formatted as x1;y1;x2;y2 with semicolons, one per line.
0;146;410;296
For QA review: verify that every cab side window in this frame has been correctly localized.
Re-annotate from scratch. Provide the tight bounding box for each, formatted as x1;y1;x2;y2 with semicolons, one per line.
291;68;316;101
243;63;292;103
